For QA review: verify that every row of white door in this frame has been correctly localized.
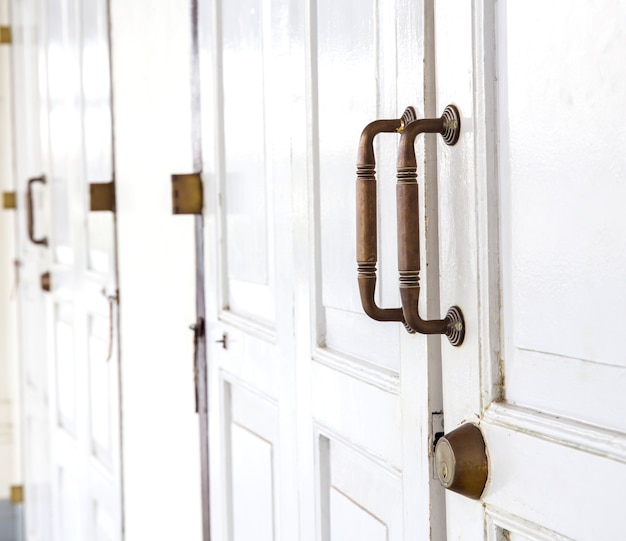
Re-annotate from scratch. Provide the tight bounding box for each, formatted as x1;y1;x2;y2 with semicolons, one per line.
11;0;626;540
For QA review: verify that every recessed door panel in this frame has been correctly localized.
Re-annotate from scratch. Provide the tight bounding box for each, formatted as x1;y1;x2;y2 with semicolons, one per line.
497;1;626;432
55;304;76;434
316;0;402;371
58;467;81;541
231;425;274;541
227;383;277;541
93;501;115;541
88;314;113;467
220;0;274;326
330;490;388;541
47;0;80;266
320;436;402;541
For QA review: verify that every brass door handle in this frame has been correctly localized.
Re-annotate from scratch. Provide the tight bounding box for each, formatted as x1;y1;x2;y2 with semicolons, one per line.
26;175;48;246
356;107;416;325
395;105;464;346
396;105;465;346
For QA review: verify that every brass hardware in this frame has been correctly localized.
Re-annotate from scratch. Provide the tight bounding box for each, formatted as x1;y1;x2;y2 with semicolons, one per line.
190;318;206;412
90;182;115;212
396;105;464;345
27;175;47;246
356;107;416;329
9;485;23;504
105;292;118;362
2;191;16;209
215;332;227;350
435;423;488;500
172;173;203;215
0;26;11;44
40;271;51;292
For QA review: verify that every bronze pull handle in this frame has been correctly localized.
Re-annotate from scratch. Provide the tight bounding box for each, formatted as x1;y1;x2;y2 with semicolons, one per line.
396;105;464;346
356;107;416;325
26;175;48;246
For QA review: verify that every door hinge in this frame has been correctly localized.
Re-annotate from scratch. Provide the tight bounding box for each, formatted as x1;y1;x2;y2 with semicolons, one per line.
0;26;11;44
171;172;203;215
90;181;116;212
2;191;16;209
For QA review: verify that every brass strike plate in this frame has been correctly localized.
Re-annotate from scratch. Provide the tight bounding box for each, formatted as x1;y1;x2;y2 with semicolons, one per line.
90;182;115;212
0;26;11;44
2;191;16;209
10;485;23;504
172;173;203;215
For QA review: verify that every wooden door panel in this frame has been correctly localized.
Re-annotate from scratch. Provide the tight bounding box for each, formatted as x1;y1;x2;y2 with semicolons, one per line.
58;468;81;541
312;363;401;465
23;413;51;541
88;314;114;468
227;383;278;541
497;1;626;433
316;0;402;371
92;502;116;541
322;437;403;540
21;284;48;393
54;304;77;435
482;410;626;540
220;0;275;327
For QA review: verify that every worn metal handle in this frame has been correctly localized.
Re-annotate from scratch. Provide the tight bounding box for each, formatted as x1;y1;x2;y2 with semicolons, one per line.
396;105;464;346
356;108;416;324
26;175;48;246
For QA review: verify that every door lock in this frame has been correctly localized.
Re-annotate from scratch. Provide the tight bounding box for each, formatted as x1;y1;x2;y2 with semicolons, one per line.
434;423;488;500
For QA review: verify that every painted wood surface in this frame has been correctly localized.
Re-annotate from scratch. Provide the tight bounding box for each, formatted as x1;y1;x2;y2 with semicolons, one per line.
9;0;144;538
0;0;19;503
436;0;626;538
109;0;202;539
199;0;446;539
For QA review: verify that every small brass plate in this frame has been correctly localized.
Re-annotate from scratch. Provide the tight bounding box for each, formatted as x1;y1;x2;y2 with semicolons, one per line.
0;26;11;44
172;173;203;215
2;191;16;209
90;182;115;212
10;485;23;504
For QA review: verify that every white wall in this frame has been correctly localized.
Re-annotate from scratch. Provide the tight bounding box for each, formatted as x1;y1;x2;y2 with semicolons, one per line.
109;1;202;539
0;0;20;502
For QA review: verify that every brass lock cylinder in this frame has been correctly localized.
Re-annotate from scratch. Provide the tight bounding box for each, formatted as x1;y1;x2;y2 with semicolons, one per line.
434;423;488;500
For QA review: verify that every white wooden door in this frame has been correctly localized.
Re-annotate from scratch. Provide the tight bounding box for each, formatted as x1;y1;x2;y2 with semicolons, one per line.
11;0;53;537
435;1;626;539
199;0;449;539
12;0;123;538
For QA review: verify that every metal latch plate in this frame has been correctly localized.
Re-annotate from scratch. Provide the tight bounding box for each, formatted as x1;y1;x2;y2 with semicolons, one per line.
2;192;16;209
90;182;115;212
172;173;203;215
0;26;11;44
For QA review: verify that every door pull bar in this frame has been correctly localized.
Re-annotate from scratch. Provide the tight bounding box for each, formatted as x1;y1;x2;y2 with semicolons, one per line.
26;175;48;246
356;106;465;346
356;107;417;329
396;105;464;345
